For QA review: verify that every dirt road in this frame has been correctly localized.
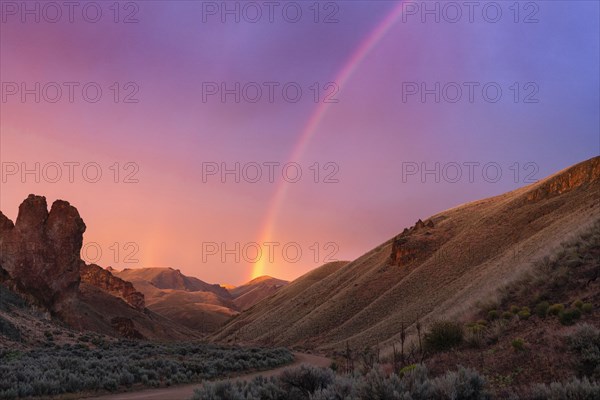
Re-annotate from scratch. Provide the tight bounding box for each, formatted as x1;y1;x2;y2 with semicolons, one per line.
86;352;331;400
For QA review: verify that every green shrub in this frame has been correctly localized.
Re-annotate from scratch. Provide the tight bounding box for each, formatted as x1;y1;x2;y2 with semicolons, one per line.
518;307;531;320
424;321;464;353
548;303;564;316
582;303;593;314
502;311;514;320
573;300;584;310
398;364;417;377
535;301;550;318
511;338;525;352
559;308;582;325
487;310;499;320
510;305;521;314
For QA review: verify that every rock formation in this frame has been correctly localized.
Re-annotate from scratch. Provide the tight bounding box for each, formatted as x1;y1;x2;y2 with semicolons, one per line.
390;219;436;266
527;156;600;202
80;263;145;310
0;195;85;316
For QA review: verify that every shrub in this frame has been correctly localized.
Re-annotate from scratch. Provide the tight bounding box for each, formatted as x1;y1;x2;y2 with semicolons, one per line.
0;341;294;397
487;310;499;321
531;377;600;399
582;303;593;314
511;338;525;352
559;308;582;325
568;323;600;378
535;301;550;318
573;300;584;310
484;320;507;345
398;364;416;377
431;366;489;400
518;307;531;320
502;311;514;320
312;375;358;400
424;321;464;353
548;304;564;316
465;324;485;348
510;305;521;314
279;364;335;396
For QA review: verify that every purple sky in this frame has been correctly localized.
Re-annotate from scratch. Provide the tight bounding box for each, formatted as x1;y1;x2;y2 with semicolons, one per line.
1;1;598;284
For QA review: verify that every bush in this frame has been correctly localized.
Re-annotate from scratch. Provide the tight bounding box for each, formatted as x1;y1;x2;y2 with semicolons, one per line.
487;310;499;321
194;364;491;400
398;364;416;377
424;321;464;353
0;341;294;398
568;323;600;378
484;320;507;345
535;301;550;318
531;377;600;399
502;311;514;320
548;304;565;316
573;300;584;310
510;305;521;314
518;307;531;320
279;364;334;397
511;338;525;352
559;308;582;325
582;303;593;314
431;366;489;400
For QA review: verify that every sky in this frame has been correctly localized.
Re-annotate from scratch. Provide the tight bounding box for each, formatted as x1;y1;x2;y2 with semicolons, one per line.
1;1;598;285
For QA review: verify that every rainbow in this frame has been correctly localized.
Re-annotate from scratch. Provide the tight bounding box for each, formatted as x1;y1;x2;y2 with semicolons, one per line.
251;2;407;279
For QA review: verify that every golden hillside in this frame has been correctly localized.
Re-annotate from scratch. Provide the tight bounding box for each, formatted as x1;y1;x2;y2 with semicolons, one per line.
214;157;600;351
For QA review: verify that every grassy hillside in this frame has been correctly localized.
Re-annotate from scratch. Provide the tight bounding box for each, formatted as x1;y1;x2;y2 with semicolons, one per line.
214;157;600;351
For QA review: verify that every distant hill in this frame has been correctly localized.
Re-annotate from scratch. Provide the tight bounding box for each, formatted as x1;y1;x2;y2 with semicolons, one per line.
230;276;289;310
116;267;231;298
214;156;600;351
111;268;288;332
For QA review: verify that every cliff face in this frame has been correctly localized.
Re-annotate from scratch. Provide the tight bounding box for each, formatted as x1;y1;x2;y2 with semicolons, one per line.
0;195;85;316
80;263;145;310
389;219;437;266
527;156;600;201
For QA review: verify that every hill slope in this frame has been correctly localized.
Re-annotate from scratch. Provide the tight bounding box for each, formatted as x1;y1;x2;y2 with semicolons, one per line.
115;267;231;298
214;156;600;351
111;268;288;332
230;276;289;310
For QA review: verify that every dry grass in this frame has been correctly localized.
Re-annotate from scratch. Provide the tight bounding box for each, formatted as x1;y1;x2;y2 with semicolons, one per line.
214;157;600;352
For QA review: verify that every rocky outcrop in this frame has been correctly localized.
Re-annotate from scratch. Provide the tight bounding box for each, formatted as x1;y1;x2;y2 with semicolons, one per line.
80;264;145;310
527;156;600;202
390;219;436;266
0;195;85;316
